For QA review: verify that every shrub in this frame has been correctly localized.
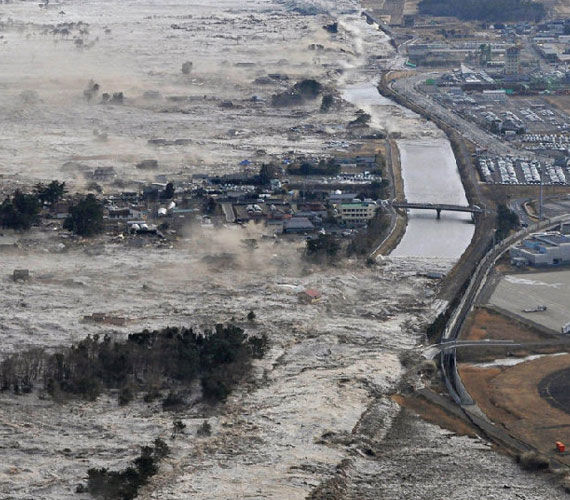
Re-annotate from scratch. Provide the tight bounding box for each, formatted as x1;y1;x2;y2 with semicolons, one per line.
197;420;212;437
248;333;268;359
173;420;186;433
153;438;170;459
118;386;134;406
162;391;185;411
518;451;550;471
86;439;168;499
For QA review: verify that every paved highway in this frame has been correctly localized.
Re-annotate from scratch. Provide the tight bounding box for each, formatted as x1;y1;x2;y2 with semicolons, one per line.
391;72;519;156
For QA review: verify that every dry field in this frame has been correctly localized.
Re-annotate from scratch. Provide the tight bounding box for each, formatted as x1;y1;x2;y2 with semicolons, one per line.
460;354;570;465
462;307;553;342
545;96;570;116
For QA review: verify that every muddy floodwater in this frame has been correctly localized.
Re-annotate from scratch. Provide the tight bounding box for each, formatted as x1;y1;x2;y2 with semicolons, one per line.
0;1;564;498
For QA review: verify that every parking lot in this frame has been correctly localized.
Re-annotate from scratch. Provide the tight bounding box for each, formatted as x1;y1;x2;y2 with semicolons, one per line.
488;269;570;333
427;87;570;137
477;155;568;185
520;132;570;153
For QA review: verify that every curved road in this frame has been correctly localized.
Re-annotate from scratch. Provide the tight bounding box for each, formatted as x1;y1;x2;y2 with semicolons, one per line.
441;214;570;405
390;72;517;156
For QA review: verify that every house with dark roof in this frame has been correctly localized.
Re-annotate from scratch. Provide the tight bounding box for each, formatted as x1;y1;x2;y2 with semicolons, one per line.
283;217;315;234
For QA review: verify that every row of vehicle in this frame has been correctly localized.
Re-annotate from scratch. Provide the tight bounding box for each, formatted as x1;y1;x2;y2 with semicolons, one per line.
521;133;570;152
520;161;541;183
496;158;519;184
544;164;567;185
477;158;494;182
477;156;567;185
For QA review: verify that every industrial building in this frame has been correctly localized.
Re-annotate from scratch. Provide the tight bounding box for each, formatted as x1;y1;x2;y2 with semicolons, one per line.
510;231;570;266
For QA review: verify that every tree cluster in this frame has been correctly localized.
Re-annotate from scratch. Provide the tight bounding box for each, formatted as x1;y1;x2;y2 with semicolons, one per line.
0;324;268;405
287;159;340;176
348;112;371;128
271;79;323;107
35;180;66;205
356;179;389;201
320;94;334;112
495;203;519;241
84;438;169;500
418;0;546;22
0;190;41;230
305;233;341;263
0;181;68;231
257;164;282;185
63;194;104;236
346;211;391;257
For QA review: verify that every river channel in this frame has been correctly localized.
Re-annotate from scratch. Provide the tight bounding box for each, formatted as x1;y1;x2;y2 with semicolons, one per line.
342;82;474;260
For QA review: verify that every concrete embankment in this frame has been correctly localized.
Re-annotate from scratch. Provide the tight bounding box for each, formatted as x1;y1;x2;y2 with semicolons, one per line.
371;139;407;257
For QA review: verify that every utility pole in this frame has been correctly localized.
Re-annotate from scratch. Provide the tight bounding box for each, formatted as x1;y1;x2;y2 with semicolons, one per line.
539;163;543;221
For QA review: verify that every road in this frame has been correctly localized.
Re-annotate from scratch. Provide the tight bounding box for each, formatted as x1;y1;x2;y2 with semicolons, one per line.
435;214;570;457
390;72;517;155
508;197;533;227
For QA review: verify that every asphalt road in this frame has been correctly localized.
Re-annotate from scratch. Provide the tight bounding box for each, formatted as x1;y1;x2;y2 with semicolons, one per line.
391;73;519;156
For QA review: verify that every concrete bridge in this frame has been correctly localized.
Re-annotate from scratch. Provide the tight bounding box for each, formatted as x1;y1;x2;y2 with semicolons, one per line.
391;201;483;219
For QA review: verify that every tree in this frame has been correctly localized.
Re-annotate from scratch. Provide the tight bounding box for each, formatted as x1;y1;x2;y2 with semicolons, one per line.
203;197;217;215
258;165;273;186
163;182;175;199
320;94;334;112
306;234;340;261
34;180;66;205
0;190;41;230
63;194;104;236
495;204;519;241
197;420;212;436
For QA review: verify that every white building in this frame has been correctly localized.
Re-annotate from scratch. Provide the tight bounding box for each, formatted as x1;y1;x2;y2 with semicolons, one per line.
337;201;377;225
510;232;570;266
